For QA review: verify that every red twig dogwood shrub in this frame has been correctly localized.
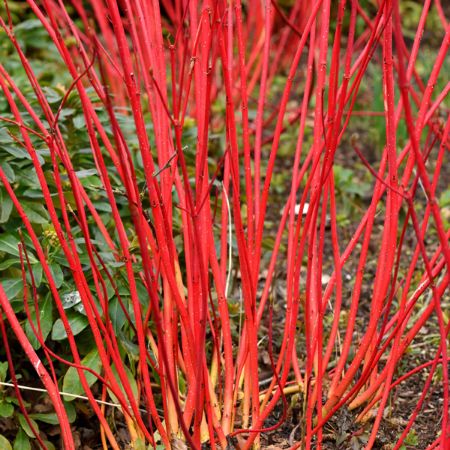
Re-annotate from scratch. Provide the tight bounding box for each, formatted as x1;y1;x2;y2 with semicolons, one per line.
0;0;448;448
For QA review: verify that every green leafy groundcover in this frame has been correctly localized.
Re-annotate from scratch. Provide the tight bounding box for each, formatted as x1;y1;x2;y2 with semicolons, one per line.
0;11;157;447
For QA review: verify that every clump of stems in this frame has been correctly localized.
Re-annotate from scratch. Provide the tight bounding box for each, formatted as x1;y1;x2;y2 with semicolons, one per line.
0;0;448;449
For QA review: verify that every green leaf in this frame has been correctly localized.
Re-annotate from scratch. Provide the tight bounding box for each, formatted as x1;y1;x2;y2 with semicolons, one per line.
14;19;43;31
404;430;418;446
440;189;450;207
1;162;15;183
29;413;59;425
28;264;43;288
1;279;23;300
93;201;112;213
73;115;85;129
41;87;62;104
31;401;76;424
13;428;31;450
109;298;126;333
21;189;44;199
119;334;139;362
107;364;138;406
0;401;14;418
0;234;36;264
51;310;88;341
0;434;12;450
0;233;21;257
136;280;149;307
49;264;64;288
75;168;98;178
62;348;101;401
79;175;102;189
0;259;19;271
5;397;20;406
0;190;13;223
63;401;76;423
0;361;8;382
134;438;146;450
1;146;30;160
51;254;72;268
25;295;53;350
17;414;39;438
22;202;49;224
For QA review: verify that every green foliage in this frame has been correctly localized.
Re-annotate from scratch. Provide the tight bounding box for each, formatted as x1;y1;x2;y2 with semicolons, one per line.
399;429;419;449
333;164;371;226
24;294;53;349
0;434;12;450
62;348;102;400
0;12;158;444
0;361;61;449
439;188;450;230
0;12;153;365
399;1;443;42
